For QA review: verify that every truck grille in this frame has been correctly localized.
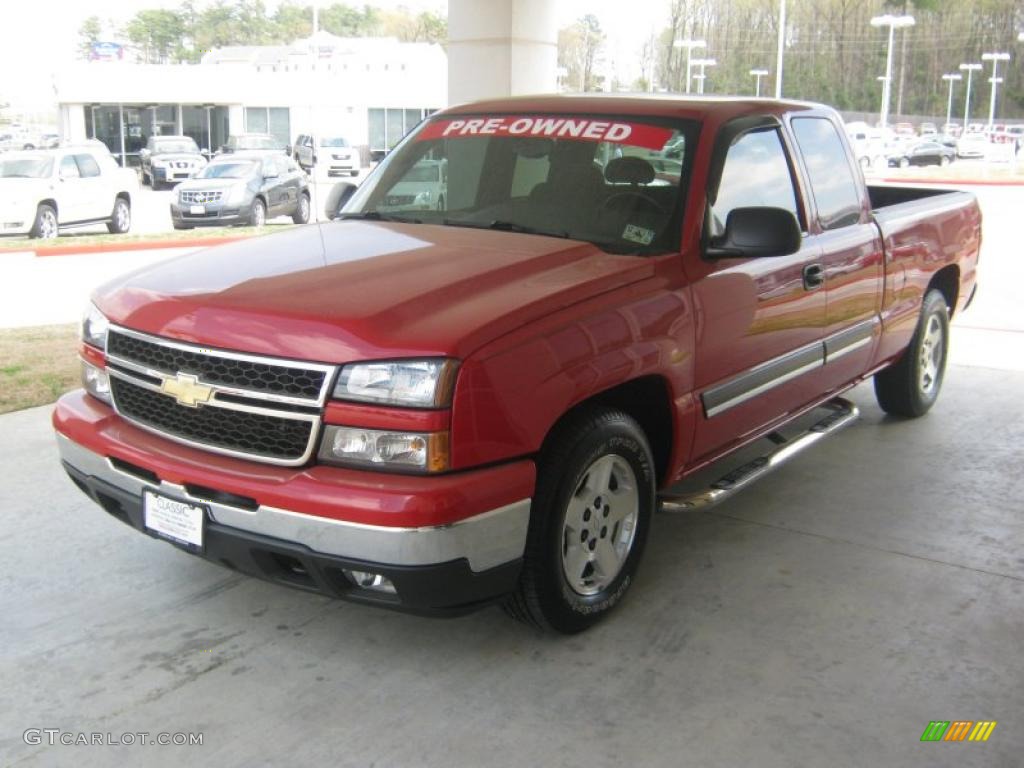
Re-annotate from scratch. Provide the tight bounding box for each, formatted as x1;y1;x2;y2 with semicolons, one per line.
111;378;314;463
107;330;327;400
383;194;416;206
104;326;336;466
180;190;223;204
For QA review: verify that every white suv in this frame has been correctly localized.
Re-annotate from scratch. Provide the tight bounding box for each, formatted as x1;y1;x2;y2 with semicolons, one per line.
0;147;138;238
293;134;360;177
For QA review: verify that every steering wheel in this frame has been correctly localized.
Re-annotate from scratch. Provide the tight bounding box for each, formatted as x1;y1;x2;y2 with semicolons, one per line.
600;191;667;216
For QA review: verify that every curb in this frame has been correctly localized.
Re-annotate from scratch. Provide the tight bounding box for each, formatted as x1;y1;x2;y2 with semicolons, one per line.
21;234;251;258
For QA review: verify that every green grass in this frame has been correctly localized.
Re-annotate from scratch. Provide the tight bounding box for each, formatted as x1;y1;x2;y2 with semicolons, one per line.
0;325;80;414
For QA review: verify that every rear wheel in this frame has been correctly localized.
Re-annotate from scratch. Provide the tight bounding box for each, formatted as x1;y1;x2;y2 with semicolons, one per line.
29;204;58;239
504;407;654;634
874;289;949;417
249;198;266;227
106;197;131;234
292;192;310;224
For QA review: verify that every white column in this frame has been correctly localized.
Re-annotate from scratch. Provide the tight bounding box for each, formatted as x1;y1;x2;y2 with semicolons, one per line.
447;0;558;105
63;104;87;142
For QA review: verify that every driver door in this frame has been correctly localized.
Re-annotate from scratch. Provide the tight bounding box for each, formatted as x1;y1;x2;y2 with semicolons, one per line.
688;123;827;463
56;154;86;222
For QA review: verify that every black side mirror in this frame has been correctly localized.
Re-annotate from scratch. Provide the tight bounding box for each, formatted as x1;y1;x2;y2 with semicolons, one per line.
326;181;358;220
706;206;801;259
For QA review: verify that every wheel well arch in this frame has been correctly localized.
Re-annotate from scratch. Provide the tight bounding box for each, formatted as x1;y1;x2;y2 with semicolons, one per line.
38;199;58;216
115;191;131;205
541;376;675;487
929;264;960;316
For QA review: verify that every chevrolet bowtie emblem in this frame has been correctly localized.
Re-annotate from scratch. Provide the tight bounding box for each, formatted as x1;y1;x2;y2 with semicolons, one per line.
160;372;214;408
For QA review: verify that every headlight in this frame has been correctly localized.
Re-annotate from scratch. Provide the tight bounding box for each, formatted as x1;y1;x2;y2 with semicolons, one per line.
318;426;449;472
152;159;167;168
333;359;457;408
82;304;108;349
414;191;432;206
81;360;111;405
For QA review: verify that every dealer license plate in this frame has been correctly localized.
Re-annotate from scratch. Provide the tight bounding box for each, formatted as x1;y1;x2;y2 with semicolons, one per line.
143;491;205;550
189;204;205;215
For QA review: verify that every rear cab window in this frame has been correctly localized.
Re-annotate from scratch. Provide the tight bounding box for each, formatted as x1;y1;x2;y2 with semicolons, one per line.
344;113;699;255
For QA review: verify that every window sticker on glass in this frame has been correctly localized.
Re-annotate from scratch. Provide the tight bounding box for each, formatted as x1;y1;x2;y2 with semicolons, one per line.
416;116;674;150
622;224;655;245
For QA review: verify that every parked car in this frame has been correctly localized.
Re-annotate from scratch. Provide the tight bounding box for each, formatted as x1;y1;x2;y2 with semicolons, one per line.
888;140;955;168
956;133;989;159
0;148;136;238
293;134;360;177
139;135;208;189
217;133;288;156
377;159;447;211
170;153;309;229
919;122;937;137
56;96;980;633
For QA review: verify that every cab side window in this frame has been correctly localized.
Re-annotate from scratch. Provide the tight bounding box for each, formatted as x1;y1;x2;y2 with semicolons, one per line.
75;154;101;178
59;155;80;179
791;117;862;230
710;128;799;239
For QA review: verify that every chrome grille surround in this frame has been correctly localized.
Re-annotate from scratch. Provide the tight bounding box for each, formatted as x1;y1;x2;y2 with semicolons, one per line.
104;325;337;467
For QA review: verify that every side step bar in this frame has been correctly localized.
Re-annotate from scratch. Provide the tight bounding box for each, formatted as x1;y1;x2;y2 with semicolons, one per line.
658;397;859;513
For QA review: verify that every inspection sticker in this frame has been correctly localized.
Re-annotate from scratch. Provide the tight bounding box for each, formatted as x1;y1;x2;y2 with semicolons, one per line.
622;224;656;245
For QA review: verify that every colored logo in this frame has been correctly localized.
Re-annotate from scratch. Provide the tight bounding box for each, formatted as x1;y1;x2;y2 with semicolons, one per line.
920;721;997;742
160;372;214;408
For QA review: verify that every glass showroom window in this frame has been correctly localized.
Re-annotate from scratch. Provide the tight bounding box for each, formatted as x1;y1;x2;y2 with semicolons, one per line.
245;107;291;147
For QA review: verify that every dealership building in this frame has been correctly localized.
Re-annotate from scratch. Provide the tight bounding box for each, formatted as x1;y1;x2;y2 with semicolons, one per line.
54;32;446;166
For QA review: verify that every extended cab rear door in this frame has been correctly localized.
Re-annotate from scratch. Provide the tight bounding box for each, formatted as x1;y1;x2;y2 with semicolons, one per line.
687;117;827;463
787;115;883;393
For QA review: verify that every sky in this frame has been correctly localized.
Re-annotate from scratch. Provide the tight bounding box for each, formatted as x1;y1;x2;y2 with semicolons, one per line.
0;0;669;110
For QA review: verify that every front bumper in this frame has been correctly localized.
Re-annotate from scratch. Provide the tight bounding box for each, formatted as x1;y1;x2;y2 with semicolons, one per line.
54;392;534;614
170;201;245;226
153;166;199;183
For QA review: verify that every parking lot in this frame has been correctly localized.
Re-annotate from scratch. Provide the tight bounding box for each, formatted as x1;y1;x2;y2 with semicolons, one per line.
1;182;1022;766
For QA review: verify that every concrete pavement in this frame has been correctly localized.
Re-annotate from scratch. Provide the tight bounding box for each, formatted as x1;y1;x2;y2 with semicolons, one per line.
1;364;1022;767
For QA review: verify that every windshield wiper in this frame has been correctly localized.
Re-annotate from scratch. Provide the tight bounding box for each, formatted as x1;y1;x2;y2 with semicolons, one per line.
443;218;571;239
337;211;423;224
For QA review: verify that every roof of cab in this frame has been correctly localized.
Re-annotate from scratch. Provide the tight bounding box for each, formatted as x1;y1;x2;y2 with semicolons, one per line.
441;93;829;123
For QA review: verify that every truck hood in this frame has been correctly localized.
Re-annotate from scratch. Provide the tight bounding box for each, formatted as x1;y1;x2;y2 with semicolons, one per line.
93;221;656;363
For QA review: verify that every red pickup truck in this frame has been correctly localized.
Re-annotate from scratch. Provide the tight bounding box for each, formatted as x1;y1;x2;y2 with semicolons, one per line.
54;96;981;633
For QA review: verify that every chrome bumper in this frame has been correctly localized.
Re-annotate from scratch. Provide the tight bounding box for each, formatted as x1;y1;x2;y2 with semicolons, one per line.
57;434;530;573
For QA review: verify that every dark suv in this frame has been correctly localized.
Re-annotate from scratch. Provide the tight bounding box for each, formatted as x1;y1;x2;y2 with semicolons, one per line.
170;154;309;229
140;135;207;189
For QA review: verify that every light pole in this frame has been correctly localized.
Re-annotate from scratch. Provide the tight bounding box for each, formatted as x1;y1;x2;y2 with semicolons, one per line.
981;52;1011;128
691;58;716;94
959;62;982;131
870;14;915;129
750;68;769;97
775;0;786;97
941;73;962;132
672;39;706;95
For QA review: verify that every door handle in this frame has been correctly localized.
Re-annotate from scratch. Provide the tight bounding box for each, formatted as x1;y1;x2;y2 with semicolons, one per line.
803;263;825;290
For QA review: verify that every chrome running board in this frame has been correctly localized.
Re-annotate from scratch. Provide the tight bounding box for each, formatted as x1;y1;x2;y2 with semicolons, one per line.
658;397;859;513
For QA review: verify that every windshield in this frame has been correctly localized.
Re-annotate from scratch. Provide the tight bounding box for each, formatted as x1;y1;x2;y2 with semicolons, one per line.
320;137;349;148
234;136;278;150
200;161;256;179
154;139;199;154
0;154;53;178
344;114;695;255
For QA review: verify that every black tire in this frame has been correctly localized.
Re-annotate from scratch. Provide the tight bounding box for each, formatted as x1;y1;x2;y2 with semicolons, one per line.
29;203;58;239
874;289;950;418
349;170;359;177
291;192;310;224
248;197;266;227
504;407;655;634
141;168;150;186
436;196;445;211
172;222;194;230
106;197;131;234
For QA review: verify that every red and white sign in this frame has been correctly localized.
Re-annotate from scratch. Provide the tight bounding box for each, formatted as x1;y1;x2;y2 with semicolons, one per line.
416;116;674;151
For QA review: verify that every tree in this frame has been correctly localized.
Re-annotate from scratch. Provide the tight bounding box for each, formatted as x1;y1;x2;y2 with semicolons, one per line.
559;15;606;92
272;3;312;42
123;10;185;64
78;16;102;60
319;3;380;37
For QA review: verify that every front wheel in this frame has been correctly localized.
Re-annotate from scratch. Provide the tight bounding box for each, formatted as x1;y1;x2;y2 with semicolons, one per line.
292;192;310;224
940;155;951;166
29;203;58;239
248;198;266;227
874;289;949;417
899;157;910;168
106;197;131;234
504;407;655;633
